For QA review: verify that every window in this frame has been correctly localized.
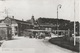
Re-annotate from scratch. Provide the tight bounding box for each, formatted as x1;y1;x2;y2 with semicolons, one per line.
15;26;18;31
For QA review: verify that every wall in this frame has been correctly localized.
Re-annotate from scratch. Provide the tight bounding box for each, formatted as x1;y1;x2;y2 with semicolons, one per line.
11;24;18;36
0;27;7;40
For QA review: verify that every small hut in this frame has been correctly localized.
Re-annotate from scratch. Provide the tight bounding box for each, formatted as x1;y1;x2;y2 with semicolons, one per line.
0;22;12;40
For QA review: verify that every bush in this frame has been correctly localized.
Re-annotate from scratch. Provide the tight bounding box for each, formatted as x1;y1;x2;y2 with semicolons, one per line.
49;37;79;52
0;36;2;40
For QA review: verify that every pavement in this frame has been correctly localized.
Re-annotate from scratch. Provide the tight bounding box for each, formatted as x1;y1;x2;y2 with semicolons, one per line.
0;36;78;53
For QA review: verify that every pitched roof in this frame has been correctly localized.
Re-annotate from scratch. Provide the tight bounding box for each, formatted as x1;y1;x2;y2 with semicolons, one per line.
0;17;32;25
0;19;4;23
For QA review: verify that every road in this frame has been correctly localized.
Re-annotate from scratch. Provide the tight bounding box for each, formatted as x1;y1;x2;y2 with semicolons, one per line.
0;36;77;53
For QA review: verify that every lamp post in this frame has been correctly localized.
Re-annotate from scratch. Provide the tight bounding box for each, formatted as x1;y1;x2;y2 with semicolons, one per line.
57;4;62;34
74;0;76;46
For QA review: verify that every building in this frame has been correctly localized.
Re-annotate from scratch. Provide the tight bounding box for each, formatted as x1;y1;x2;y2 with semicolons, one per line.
0;16;33;36
0;21;12;40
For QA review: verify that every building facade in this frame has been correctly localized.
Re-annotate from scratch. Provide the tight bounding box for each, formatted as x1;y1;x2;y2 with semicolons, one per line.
0;21;12;40
0;16;33;36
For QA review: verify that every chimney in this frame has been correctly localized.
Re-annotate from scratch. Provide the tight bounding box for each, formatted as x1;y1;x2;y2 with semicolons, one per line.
12;16;14;19
22;19;24;21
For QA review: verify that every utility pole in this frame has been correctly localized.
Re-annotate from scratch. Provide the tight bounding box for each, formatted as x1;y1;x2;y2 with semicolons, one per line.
74;0;76;46
0;0;8;17
5;7;8;17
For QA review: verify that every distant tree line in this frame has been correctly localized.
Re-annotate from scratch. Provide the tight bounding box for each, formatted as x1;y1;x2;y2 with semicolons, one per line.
26;17;79;36
36;17;79;35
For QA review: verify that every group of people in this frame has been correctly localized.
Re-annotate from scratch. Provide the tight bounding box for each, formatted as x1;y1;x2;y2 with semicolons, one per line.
29;32;51;39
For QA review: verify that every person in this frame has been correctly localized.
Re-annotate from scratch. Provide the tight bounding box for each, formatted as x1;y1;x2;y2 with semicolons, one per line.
39;32;43;39
41;32;45;39
35;33;38;39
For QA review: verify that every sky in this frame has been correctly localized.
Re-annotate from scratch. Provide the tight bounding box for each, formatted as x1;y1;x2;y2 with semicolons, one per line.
0;0;79;22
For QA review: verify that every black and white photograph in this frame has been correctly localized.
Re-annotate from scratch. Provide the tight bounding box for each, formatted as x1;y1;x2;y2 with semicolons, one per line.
0;0;79;53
